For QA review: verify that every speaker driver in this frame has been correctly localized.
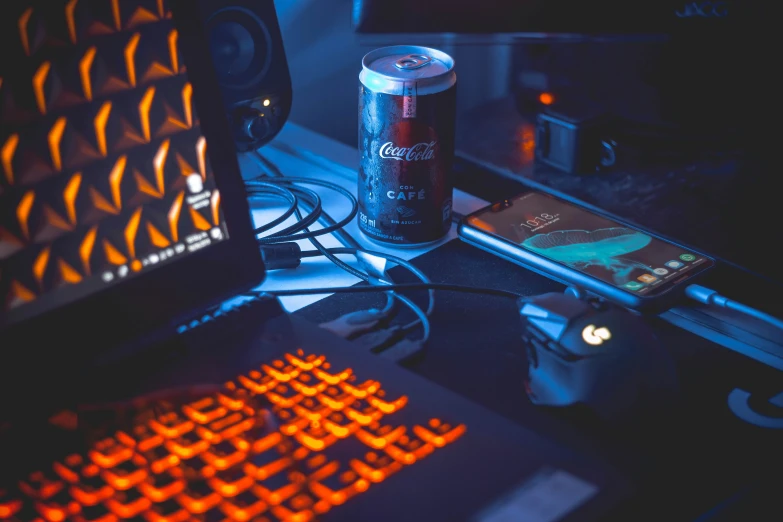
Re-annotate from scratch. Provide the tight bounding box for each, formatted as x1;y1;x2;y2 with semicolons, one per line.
207;7;272;91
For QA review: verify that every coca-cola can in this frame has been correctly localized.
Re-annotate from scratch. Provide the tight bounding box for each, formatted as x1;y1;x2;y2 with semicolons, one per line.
358;45;457;246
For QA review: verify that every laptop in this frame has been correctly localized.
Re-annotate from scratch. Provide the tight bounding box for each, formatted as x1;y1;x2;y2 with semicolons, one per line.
0;1;629;520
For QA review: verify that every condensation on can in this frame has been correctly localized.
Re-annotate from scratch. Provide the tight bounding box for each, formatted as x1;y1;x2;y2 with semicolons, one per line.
358;45;456;246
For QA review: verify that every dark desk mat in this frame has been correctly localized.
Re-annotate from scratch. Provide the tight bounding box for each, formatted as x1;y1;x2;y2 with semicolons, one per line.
296;239;783;520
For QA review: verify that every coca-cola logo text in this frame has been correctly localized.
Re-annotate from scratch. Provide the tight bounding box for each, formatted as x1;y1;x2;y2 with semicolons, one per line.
379;141;436;162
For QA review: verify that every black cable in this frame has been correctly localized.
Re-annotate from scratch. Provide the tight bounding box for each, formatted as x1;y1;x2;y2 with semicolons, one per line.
247;282;523;300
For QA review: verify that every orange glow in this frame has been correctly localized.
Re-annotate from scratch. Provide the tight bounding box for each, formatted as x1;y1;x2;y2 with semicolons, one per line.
110;0;121;30
124;33;141;86
79;47;97;100
181;82;193;128
33;247;50;287
103;239;127;265
17;191;35;239
65;0;78;43
131;259;142;271
124;208;142;258
146;222;170;248
539;92;555;105
32;61;51;114
79;227;97;274
63;172;82;224
196;136;207;180
2;134;19;185
152;138;168;192
94;101;111;156
91;156;125;214
168;191;184;242
139;86;155;142
156;0;165;17
49;117;67;171
210;189;221;226
18;8;33;56
9;281;36;304
168;29;179;73
4;352;467;519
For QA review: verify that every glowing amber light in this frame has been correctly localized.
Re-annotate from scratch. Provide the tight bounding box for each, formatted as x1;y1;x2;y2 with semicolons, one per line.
33;247;51;287
125;33;141;86
48;117;67;171
539;92;555;105
79;47;97;101
146;222;170;248
168;29;179;73
4;352;466;519
94;101;111;156
167;191;185;242
196;136;207;179
1;134;19;185
124;208;142;259
103;239;127;265
63;173;82;224
32;61;51;115
18;8;33;56
110;0;121;30
182;82;193;128
139;86;155;142
17;191;35;239
65;0;78;43
58;259;82;284
79;227;97;274
152;138;169;192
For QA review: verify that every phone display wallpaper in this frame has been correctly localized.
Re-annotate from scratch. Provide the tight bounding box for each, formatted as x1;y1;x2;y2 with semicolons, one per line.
467;193;708;295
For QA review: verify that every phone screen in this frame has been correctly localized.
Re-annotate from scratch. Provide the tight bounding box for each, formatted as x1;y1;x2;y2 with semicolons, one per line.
466;192;713;296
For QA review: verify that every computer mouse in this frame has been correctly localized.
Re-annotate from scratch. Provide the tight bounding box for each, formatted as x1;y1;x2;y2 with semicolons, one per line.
519;291;678;419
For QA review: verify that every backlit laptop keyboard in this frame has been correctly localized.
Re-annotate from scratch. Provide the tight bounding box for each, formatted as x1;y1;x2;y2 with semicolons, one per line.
0;350;466;521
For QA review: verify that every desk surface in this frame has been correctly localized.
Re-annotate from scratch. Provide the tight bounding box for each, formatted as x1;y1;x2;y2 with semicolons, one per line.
245;122;783;520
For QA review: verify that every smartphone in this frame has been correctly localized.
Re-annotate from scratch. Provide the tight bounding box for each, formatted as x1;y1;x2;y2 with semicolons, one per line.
458;191;715;310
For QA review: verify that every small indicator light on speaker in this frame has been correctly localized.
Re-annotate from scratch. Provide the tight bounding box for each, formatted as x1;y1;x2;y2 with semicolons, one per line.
539;92;554;105
263;99;270;107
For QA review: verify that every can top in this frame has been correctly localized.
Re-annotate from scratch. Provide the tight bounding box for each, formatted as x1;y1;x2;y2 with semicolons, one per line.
361;45;456;96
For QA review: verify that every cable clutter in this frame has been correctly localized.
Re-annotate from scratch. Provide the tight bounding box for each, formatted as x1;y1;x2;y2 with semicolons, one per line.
247;151;435;361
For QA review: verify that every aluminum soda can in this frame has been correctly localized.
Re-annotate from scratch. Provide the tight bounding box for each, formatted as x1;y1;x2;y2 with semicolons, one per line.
358;45;457;246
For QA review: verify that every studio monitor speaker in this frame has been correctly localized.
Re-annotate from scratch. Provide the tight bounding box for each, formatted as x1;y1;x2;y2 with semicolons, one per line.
200;0;292;152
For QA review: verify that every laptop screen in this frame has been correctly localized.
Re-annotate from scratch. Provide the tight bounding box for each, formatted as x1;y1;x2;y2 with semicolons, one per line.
0;2;230;328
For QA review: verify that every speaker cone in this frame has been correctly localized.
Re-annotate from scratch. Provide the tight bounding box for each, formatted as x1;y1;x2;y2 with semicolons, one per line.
207;7;272;91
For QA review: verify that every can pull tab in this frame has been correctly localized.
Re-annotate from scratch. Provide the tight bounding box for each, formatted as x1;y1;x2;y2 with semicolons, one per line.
394;54;432;70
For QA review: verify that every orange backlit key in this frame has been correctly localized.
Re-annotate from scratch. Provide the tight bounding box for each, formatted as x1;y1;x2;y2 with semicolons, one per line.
88;438;134;469
275;408;310;436
137;442;180;475
71;503;117;522
182;397;227;425
115;425;164;453
52;454;85;484
100;453;148;491
355;422;406;450
368;393;408;414
175;482;221;515
385;433;434;464
207;467;254;498
412;421;467;447
307;460;369;507
0;488;22;518
293;422;338;452
236;371;277;395
265;383;303;409
292;397;330;424
316;386;356;410
164;430;209;460
19;470;64;500
200;440;247;471
217;382;250;411
142;498;189;522
269;492;317;522
262;360;300;382
68;465;114;506
148;411;194;439
136;470;184;503
243;442;294;482
290;373;327;397
195;411;255;444
251;469;304;507
311;366;352;386
344;399;384;426
350;451;403;484
285;352;325;371
340;379;380;399
34;488;81;521
229;424;278;454
321;411;358;439
105;488;152;519
219;489;269;522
